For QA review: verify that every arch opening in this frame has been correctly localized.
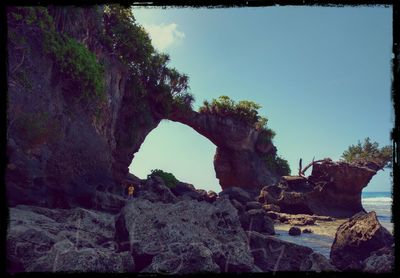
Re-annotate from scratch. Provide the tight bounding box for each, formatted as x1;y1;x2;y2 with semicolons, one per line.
128;120;221;193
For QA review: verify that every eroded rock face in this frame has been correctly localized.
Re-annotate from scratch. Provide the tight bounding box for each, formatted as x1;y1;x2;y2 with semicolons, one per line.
330;211;393;271
362;245;394;273
258;160;381;218
117;198;257;273
168;110;279;191
7;205;134;272
6;6;161;209
247;231;336;272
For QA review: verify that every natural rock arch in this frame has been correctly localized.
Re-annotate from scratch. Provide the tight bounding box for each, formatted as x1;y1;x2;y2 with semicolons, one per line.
112;104;280;192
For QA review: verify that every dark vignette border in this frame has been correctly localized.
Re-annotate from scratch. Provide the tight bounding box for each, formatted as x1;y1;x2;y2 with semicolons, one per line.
0;0;398;278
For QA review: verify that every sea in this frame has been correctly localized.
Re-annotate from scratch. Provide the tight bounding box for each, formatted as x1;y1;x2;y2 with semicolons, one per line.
273;191;393;258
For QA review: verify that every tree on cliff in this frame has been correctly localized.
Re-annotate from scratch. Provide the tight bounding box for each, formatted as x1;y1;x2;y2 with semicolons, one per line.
102;5;194;115
200;95;290;176
341;137;392;170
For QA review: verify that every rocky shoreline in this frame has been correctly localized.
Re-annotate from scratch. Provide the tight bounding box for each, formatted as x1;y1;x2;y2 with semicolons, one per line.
7;175;394;273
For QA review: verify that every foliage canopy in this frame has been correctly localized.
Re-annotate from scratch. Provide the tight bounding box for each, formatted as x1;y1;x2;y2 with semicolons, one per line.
147;169;179;189
341;137;392;169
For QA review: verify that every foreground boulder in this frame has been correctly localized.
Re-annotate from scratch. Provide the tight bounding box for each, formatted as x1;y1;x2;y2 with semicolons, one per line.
7;205;134;272
247;231;336;272
239;209;275;235
330;211;393;271
117;198;257;273
258;160;380;218
362;245;394;273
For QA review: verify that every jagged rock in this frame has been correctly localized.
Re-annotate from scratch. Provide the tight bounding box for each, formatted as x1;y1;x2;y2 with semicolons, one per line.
206;190;218;203
94;191;126;213
362;245;394;273
118;198;256;273
136;178;178;203
288;226;301;236
307;161;378;217
26;241;135;272
281;176;311;192
170;182;196;196
265;212;333;226
239;209;275;235
142;242;220;274
300;252;337;272
276;191;312;214
262;204;280;212
219;187;253;204
6;205;133;272
257;185;281;204
247;231;317;271
330;211;394;271
245;201;262;211
257;160;381;218
230;199;245;214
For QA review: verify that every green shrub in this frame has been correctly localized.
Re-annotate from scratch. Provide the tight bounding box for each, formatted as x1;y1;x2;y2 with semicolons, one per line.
43;31;105;102
199;96;268;129
263;154;291;177
8;7;106;103
101;5;193;115
341;137;392;169
147;169;179;189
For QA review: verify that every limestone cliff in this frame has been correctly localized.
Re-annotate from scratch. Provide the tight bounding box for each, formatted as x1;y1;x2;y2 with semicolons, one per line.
6;6;280;210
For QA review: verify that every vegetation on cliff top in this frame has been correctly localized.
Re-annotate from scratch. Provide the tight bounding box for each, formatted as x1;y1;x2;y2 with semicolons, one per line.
148;169;179;189
8;7;106;104
102;5;194;116
199;96;290;176
341;137;392;169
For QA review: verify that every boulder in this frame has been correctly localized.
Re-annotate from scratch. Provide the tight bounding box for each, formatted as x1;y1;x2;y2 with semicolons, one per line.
206;190;218;203
239;209;275;235
255;160;382;218
362;245;394;273
288;227;301;236
7;205;133;272
330;211;394;270
230;199;246;214
248;231;336;272
299;252;337;272
219;187;253;204
136;178;178;203
245;201;262;211
262;204;280;212
169;182;196;196
302;228;313;234
26;241;135;272
94;191;126;213
118;198;256;273
141;242;220;274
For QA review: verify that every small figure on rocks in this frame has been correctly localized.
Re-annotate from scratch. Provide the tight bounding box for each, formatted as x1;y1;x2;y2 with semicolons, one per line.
127;184;135;201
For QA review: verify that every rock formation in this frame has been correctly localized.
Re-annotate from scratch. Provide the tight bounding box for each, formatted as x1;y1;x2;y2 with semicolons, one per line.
330;211;394;271
167;109;279;191
6;6;280;212
7;178;337;273
258;159;381;218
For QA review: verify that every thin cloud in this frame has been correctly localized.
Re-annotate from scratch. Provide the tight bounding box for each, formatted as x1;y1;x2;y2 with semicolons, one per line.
142;23;185;51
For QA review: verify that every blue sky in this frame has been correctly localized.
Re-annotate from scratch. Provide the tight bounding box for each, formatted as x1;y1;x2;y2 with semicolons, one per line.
128;6;393;193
